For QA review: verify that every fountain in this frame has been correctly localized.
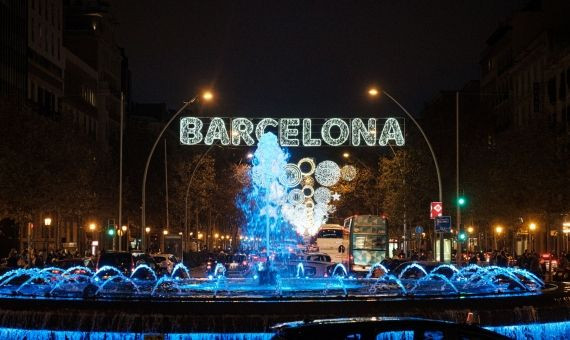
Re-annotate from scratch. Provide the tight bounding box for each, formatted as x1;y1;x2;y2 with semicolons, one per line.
0;132;568;338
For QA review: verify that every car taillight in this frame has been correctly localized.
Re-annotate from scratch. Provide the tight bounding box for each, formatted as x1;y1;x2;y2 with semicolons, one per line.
242;261;248;266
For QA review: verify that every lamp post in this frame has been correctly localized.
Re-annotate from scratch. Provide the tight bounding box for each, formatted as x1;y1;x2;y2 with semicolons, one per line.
141;91;213;250
44;217;52;252
145;227;151;252
495;225;503;250
88;223;97;256
368;87;442;261
367;87;442;202
120;225;128;251
467;226;474;252
529;223;537;252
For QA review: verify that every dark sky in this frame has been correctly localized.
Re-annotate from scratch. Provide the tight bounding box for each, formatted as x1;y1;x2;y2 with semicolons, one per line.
113;0;525;116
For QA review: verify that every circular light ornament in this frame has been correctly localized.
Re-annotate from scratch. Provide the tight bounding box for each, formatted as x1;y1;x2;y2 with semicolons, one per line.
302;176;315;187
315;160;341;187
302;185;314;198
340;165;358;182
305;199;315;210
279;163;302;188
288;189;304;205
297;158;316;177
314;187;332;204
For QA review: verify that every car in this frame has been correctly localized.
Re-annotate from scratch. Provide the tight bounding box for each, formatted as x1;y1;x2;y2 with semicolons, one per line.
288;252;334;278
96;251;135;275
132;252;159;272
391;261;456;280
224;253;251;277
271;317;509;340
54;258;95;271
152;253;178;274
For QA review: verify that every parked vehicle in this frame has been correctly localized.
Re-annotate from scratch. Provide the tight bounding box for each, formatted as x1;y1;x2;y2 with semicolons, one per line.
96;251;135;275
132;252;159;272
152;253;178;274
288;252;334;278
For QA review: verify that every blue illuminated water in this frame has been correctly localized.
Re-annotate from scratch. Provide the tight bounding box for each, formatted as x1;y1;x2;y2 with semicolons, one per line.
0;261;545;299
1;320;569;339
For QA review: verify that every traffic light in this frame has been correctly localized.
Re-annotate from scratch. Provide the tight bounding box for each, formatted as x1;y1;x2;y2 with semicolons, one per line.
107;226;115;236
457;196;466;207
458;231;467;242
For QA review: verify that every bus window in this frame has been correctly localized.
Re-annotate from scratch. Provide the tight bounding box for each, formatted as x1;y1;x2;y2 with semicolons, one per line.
317;229;344;238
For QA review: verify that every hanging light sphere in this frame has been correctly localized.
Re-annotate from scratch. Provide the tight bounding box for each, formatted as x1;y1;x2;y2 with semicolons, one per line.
315;160;341;187
340;165;358;181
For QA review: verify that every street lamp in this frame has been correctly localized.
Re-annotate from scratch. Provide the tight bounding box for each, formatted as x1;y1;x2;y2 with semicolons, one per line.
368;86;443;261
43;217;52;252
342;152;350;159
120;225;127;251
495;225;503;250
529;223;537;251
367;87;442;202
141;90;214;250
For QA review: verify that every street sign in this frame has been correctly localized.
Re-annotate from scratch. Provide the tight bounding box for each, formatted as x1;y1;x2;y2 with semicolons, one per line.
430;202;443;219
415;226;423;234
435;216;452;233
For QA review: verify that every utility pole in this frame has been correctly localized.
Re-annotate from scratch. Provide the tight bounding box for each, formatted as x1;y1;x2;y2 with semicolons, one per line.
164;139;169;231
456;91;462;266
118;92;124;251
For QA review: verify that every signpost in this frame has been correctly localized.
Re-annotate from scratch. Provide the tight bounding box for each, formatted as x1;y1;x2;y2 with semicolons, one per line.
435;216;451;262
430;202;443;219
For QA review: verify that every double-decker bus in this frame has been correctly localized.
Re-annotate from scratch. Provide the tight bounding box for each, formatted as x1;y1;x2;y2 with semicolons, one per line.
344;215;388;273
315;224;349;264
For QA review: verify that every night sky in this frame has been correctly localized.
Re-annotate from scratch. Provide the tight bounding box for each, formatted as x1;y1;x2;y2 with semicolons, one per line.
114;1;525;117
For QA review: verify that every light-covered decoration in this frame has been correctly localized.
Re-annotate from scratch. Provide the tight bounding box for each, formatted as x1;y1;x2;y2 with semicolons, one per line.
231;118;255;146
327;205;337;214
351;118;377;146
315;160;341;187
204;118;230;145
340;165;358;182
304;199;314;210
180;117;405;147
378;118;405;146
180;117;203;145
332;192;341;201
321;118;350;146
287;189;304;205
255;118;279;141
302;176;315;187
302;118;321;146
279;163;303;188
279;118;300;146
302;185;314;198
314;187;332;204
297;157;316;176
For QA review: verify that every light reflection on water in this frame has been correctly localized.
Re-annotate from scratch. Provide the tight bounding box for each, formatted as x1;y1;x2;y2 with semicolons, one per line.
1;321;570;339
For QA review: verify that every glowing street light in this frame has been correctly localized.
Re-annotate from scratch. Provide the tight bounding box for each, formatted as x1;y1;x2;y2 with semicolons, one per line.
529;223;537;231
141;90;215;251
246;152;254;159
214;233;219;239
202;91;214;101
343;152;350;158
163;229;169;235
495;226;503;234
89;223;97;231
145;227;151;233
44;217;52;226
368;87;379;96
467;226;474;234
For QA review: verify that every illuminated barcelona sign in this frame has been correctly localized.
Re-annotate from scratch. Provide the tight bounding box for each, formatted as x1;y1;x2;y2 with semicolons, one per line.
180;117;405;147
